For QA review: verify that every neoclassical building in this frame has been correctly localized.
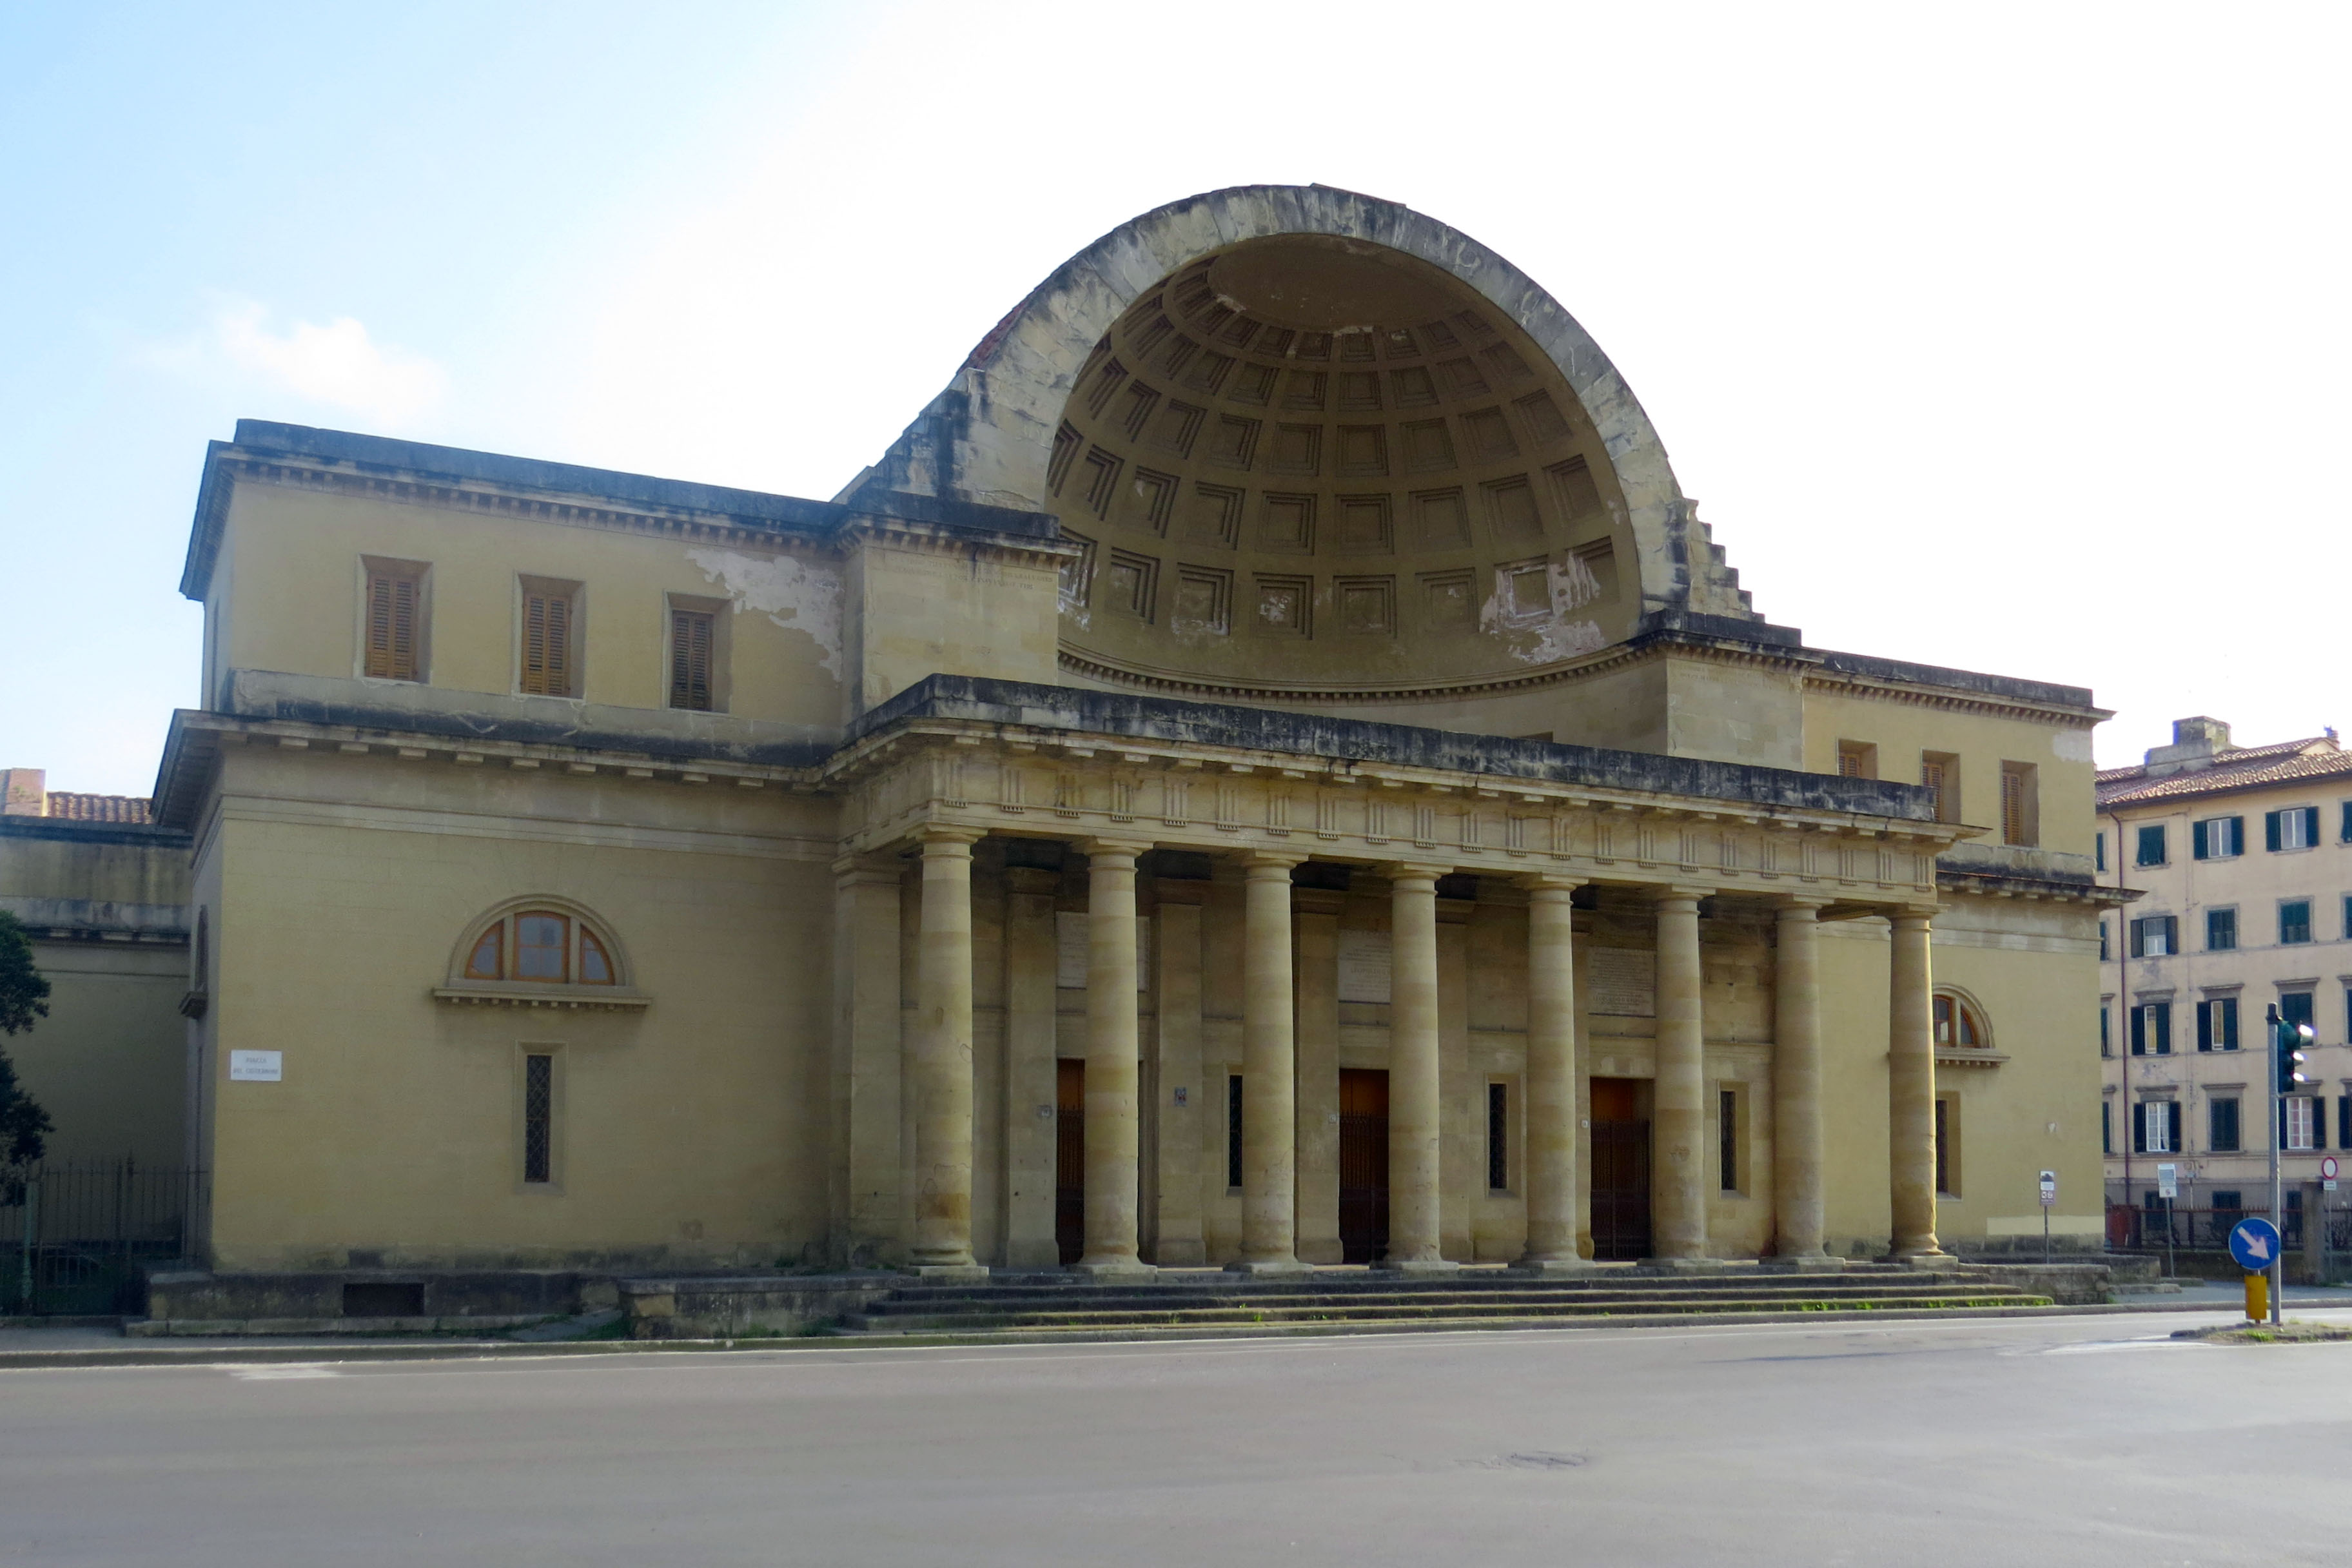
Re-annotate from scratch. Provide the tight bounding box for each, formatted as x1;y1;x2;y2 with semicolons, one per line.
142;186;2122;1279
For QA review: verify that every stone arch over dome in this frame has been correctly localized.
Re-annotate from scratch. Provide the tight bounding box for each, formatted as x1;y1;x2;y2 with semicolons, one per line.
852;185;1759;700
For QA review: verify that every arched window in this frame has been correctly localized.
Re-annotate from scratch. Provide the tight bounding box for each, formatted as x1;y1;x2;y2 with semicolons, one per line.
441;899;643;1010
1933;991;1988;1049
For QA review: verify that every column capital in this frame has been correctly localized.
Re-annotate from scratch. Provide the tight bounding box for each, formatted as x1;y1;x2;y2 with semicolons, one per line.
1775;895;1833;916
1076;835;1156;863
1890;904;1939;927
1381;859;1453;885
914;824;985;850
831;851;904;886
1519;872;1587;896
1233;848;1308;874
1650;883;1714;907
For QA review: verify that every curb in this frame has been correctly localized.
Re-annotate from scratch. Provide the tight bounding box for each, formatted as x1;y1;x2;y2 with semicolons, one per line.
0;1297;2266;1369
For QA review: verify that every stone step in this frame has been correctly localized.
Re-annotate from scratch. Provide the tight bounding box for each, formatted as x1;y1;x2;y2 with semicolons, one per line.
849;1291;2050;1333
862;1282;2010;1314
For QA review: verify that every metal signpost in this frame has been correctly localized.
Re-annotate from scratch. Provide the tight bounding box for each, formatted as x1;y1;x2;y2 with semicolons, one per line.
2267;1005;2313;1327
2156;1162;2179;1279
2324;1156;2340;1286
2037;1170;2055;1262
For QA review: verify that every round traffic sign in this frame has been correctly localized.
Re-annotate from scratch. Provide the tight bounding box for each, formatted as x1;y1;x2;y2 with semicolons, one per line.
2228;1217;2282;1272
2324;1156;2340;1181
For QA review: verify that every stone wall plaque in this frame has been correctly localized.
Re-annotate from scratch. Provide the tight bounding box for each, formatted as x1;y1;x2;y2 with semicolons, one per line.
1587;948;1656;1017
1056;911;1151;990
1337;927;1392;1003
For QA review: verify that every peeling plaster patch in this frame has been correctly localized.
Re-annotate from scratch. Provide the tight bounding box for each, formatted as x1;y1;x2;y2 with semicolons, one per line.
687;549;843;678
1477;557;1610;663
2052;729;2095;763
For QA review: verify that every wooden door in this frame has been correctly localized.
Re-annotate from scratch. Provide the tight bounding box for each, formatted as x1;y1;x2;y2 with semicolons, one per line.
1056;1059;1084;1266
1338;1068;1390;1264
1588;1076;1651;1260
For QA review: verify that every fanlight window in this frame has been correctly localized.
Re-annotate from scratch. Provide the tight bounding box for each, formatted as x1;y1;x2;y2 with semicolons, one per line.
464;910;618;986
1932;993;1986;1048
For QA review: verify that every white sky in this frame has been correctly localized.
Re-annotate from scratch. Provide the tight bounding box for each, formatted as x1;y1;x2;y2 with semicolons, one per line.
4;1;2346;794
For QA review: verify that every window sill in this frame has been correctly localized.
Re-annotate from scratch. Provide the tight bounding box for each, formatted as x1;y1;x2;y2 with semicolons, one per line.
1936;1048;2009;1070
433;984;649;1012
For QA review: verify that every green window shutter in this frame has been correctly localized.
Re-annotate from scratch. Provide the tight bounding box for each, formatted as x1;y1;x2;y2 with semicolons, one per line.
2222;998;2239;1050
2130;1007;2146;1054
2132;1103;2148;1154
2302;807;2320;845
2153;1003;2171;1054
2197;1001;2213;1051
2342;801;2352;843
2192;821;2209;859
2266;810;2283;852
2228;816;2245;854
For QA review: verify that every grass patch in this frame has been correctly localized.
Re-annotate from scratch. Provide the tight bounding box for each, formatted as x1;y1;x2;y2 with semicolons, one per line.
2175;1321;2352;1345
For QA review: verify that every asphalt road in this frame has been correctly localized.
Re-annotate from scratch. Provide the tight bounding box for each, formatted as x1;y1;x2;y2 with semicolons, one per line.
5;1311;2349;1567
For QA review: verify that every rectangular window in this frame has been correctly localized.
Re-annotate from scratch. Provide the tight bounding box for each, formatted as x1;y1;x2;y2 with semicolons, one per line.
2280;990;2315;1041
1934;1096;1958;1197
2192;816;2244;859
2101;1101;2113;1155
2096;832;2107;872
2280;899;2313;945
2266;806;2320;852
1488;1083;1510;1193
2211;1190;2242;1215
362;560;427;681
1227;1073;1244;1190
2344;896;2352;941
1836;741;1876;779
1920;753;1959;823
2340;1095;2351;1152
2129;916;2177;957
2342;801;2352;843
2000;763;2037;847
2130;1001;2171;1055
665;594;730;713
2286;1095;2316;1152
2206;908;2237;951
2099;921;2110;961
2135;824;2168;867
2210;1096;2240;1153
2135;1099;2177;1154
2196;996;2239;1052
1717;1087;1741;1193
2099;1003;2111;1057
522;1052;554;1184
518;578;582;698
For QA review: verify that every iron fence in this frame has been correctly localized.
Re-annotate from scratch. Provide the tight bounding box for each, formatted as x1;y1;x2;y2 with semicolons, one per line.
1;1161;207;1316
2108;1202;2324;1253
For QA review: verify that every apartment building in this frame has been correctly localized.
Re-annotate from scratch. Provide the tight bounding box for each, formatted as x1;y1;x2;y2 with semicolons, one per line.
2098;716;2352;1237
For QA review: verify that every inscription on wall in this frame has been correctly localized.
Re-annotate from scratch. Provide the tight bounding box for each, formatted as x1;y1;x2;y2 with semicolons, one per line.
1056;912;1152;990
1587;948;1656;1017
1337;927;1392;1004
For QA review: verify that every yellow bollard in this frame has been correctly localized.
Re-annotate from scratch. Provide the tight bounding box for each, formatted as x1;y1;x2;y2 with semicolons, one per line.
2244;1271;2268;1322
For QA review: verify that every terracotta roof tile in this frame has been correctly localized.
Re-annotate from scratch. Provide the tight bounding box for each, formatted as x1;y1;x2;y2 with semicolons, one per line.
2097;742;2352;808
42;792;155;823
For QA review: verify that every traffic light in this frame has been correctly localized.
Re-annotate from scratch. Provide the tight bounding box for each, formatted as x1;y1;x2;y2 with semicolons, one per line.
2270;1004;2315;1093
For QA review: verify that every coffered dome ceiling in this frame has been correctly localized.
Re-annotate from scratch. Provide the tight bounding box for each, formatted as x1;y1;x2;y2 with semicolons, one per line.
1046;235;1635;697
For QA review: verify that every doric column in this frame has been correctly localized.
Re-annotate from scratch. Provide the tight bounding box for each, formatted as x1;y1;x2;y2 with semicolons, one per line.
1771;897;1832;1262
1518;874;1589;1273
830;854;904;1267
1077;838;1155;1278
1650;887;1711;1261
909;827;985;1275
1888;907;1945;1259
1386;863;1456;1271
1291;885;1345;1266
1234;850;1308;1273
1001;863;1060;1269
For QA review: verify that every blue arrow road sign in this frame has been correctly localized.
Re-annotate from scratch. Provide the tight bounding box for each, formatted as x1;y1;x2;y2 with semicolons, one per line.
2228;1217;2282;1272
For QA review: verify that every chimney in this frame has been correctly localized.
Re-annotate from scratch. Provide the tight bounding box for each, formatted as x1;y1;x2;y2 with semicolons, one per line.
1;768;46;816
2142;717;2233;776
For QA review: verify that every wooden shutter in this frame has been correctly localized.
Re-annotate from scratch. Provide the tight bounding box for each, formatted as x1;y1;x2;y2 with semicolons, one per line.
2153;1003;2170;1054
669;609;715;711
2191;820;2209;860
2197;1000;2213;1051
2226;816;2244;855
521;589;572;696
2166;1102;2182;1152
2302;807;2320;847
2000;769;2026;844
1920;760;1945;820
365;570;419;681
2266;810;2282;852
2130;1006;2146;1054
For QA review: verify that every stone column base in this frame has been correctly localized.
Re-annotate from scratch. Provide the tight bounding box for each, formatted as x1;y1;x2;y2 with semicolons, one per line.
1896;1251;1961;1272
1382;1259;1462;1276
1758;1254;1847;1273
1227;1257;1311;1276
1510;1257;1596;1277
1072;1260;1159;1282
911;1264;990;1282
1640;1257;1730;1274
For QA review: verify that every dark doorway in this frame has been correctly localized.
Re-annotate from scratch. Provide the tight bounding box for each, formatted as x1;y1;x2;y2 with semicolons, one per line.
1338;1068;1390;1264
1056;1058;1085;1265
1589;1076;1652;1260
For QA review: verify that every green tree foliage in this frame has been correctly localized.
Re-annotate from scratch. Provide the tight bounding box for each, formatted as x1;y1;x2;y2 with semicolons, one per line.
0;911;54;1168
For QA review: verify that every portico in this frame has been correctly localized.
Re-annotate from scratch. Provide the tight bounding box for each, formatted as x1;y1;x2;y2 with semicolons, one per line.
832;676;1966;1273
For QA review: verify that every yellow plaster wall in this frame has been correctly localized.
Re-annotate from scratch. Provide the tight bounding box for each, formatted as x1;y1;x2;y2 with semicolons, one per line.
10;940;186;1168
200;747;836;1270
1803;686;2097;854
215;481;843;727
845;537;1063;716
